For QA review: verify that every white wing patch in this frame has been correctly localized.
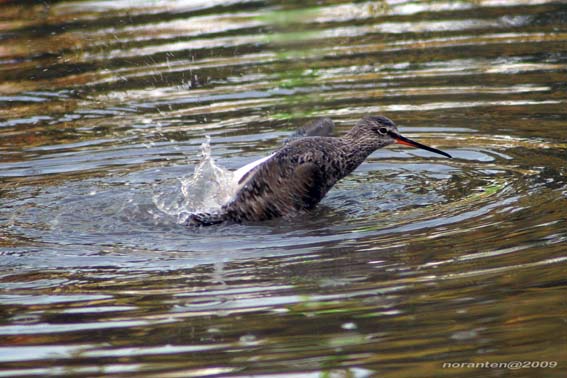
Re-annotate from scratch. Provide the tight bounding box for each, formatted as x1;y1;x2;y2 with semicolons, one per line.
232;153;275;191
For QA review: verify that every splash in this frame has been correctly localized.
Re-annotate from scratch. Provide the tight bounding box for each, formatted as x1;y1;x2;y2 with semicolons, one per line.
154;136;237;224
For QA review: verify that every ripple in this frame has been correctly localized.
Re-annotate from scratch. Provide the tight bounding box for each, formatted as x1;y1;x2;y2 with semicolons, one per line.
1;133;549;268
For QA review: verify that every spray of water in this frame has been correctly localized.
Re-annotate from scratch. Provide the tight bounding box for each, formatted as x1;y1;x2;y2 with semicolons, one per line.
153;136;237;224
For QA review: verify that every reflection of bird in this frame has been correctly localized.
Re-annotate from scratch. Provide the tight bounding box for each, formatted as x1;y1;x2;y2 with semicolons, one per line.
188;115;451;226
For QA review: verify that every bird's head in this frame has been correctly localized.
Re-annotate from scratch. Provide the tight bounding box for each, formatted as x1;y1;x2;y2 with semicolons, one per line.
349;115;452;158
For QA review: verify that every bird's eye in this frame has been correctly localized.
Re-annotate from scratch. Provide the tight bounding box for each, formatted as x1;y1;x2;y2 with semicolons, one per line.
378;127;388;134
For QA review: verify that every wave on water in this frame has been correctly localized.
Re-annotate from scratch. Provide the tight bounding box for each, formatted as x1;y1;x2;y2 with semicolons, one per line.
153;137;237;224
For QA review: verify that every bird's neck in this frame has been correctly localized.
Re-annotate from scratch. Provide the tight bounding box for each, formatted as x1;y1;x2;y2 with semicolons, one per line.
339;133;378;176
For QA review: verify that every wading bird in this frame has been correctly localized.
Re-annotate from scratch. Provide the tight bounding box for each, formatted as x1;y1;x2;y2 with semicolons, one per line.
188;115;451;226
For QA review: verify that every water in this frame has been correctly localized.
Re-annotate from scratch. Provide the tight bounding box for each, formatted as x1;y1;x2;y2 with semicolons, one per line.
153;136;238;224
1;0;566;377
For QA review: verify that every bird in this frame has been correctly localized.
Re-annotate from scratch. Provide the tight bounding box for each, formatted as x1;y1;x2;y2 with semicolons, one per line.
187;115;451;226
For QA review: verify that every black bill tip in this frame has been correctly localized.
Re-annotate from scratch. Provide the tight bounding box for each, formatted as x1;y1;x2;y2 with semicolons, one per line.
393;133;452;159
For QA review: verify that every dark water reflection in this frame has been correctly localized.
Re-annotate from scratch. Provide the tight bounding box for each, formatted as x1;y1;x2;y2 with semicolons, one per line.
1;0;566;377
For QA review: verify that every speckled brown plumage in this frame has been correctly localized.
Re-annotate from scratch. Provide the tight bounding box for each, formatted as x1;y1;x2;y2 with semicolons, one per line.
188;115;451;226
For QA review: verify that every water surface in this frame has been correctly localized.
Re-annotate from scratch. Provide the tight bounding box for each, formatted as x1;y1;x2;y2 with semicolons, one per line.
1;0;566;377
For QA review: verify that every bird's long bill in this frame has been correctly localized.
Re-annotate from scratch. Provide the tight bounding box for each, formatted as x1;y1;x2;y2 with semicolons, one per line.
394;134;452;158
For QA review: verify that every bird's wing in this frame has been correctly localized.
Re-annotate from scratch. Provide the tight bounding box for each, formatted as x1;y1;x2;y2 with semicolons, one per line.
285;118;335;144
233;118;335;190
224;153;325;221
232;153;275;189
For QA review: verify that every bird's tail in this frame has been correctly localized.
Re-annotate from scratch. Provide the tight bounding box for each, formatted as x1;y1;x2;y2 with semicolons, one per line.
186;211;227;227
